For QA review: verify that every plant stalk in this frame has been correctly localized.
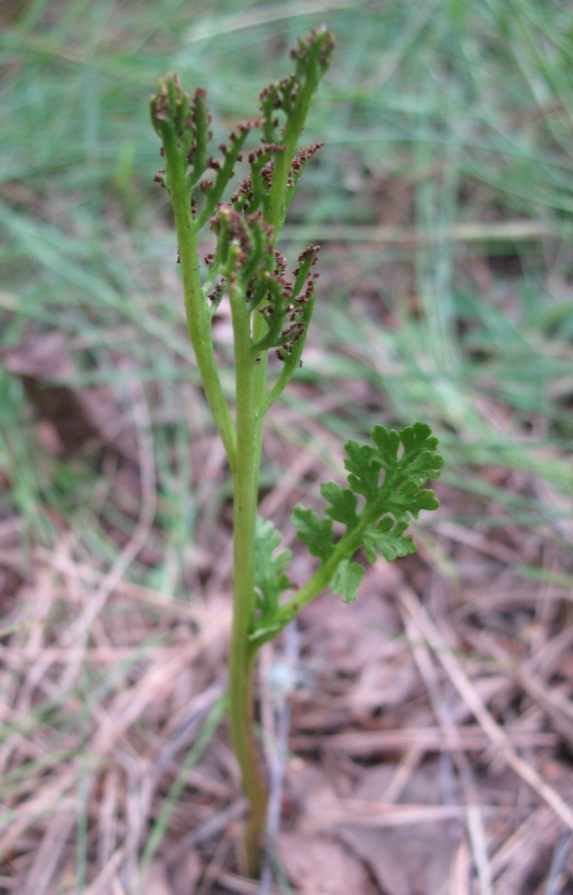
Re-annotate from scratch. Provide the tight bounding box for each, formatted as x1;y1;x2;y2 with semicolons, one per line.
228;280;268;875
151;33;336;876
227;120;304;868
160;126;237;471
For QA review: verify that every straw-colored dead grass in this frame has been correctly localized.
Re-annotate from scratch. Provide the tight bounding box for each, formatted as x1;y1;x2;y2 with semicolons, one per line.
1;397;573;895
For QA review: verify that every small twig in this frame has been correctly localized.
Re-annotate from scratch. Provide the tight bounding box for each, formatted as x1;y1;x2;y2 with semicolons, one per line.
83;848;125;895
196;835;232;895
173;799;247;852
544;829;572;895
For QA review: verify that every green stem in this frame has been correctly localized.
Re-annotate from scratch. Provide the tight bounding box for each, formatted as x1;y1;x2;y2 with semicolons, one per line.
227;166;290;868
228;279;268;875
229;250;280;873
248;508;376;652
264;44;326;231
227;111;318;867
265;100;307;231
161;126;237;471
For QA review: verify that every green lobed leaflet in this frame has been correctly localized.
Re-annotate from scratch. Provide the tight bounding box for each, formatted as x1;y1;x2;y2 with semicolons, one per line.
254;422;444;622
293;421;444;602
254;517;294;623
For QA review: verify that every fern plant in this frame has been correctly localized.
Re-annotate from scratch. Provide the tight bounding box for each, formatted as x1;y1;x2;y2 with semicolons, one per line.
150;27;444;877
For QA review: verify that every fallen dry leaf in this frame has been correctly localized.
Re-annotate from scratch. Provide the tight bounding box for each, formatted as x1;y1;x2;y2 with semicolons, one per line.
338;762;457;895
171;848;202;895
140;859;172;895
278;831;377;895
2;330;138;460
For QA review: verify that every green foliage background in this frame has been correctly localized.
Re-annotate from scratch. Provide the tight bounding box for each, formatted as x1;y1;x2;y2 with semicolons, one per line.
2;0;573;574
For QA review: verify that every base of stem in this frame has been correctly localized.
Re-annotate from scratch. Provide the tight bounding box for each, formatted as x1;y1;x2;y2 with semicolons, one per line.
243;788;269;877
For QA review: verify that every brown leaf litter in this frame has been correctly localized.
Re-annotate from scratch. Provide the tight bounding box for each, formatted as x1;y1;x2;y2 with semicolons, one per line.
2;333;573;894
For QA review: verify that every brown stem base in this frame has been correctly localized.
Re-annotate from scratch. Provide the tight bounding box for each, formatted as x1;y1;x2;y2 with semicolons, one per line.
243;783;269;877
229;646;269;877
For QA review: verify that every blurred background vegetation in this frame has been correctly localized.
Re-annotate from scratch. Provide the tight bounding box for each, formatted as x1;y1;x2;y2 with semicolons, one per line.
2;0;573;566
